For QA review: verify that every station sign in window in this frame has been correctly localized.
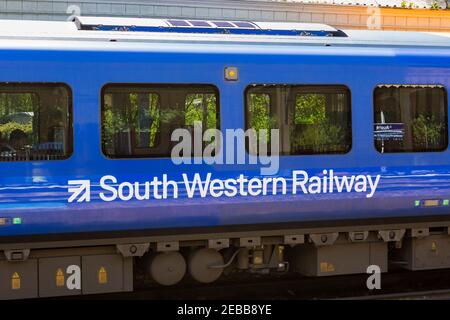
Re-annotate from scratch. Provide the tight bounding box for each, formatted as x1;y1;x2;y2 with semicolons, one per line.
245;85;352;155
0;83;72;162
101;84;219;158
374;85;448;153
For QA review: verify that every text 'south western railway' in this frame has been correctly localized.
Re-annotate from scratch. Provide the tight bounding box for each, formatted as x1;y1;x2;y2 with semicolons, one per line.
68;170;381;203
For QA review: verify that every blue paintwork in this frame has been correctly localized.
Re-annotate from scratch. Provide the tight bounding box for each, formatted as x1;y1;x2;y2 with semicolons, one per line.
0;38;450;239
88;25;339;37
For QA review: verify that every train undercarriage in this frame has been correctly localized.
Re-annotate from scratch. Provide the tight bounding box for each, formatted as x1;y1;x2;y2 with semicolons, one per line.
1;219;450;299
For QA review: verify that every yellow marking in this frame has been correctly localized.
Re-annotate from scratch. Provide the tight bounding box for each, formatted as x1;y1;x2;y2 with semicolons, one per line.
431;241;438;252
11;272;20;290
98;267;107;284
252;250;264;265
56;268;65;287
423;200;439;207
320;262;335;273
327;263;335;272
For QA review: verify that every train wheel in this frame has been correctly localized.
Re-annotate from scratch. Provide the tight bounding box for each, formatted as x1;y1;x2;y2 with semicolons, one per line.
149;252;186;286
188;248;224;284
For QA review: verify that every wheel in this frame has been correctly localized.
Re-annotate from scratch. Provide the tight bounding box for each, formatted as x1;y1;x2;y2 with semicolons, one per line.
188;248;224;284
148;252;186;286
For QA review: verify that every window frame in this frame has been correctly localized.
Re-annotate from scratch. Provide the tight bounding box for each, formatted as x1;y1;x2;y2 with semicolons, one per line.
0;82;73;162
372;84;449;154
244;84;352;156
100;83;221;159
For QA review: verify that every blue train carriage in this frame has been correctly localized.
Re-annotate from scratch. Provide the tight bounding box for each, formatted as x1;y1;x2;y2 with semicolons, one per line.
0;16;449;298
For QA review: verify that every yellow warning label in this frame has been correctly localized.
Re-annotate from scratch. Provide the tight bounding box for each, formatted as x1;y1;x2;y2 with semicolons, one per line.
98;267;107;284
56;268;65;287
431;241;438;252
320;262;335;273
11;272;20;290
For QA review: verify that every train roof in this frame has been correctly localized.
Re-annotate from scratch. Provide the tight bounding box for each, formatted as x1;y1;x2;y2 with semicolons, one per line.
0;16;449;51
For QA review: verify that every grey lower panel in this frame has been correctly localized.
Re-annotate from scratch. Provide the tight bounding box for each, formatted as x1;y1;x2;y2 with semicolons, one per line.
82;254;132;295
290;238;388;277
395;233;450;270
0;259;38;300
39;256;82;297
0;247;133;299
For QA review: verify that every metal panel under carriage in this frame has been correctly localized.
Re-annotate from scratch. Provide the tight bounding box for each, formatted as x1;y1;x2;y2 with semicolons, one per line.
393;230;450;270
289;234;388;276
0;246;133;299
82;254;133;295
0;259;38;300
38;256;81;297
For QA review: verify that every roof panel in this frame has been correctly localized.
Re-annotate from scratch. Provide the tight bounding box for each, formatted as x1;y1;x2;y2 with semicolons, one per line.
75;16;168;28
73;17;343;37
211;21;235;28
232;22;257;29
188;20;211;27
167;19;191;27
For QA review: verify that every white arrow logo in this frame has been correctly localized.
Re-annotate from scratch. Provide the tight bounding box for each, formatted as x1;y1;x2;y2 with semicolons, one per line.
68;180;91;203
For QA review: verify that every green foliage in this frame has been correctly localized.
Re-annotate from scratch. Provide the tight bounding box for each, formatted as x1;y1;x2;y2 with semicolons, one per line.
431;0;440;9
248;94;277;145
0;93;34;118
185;94;217;130
147;95;160;147
248;92;348;154
292;93;346;153
295;94;326;125
103;93;161;148
412;114;444;149
103;93;219;151
291;122;345;154
0;122;32;141
0;93;35;142
401;1;407;8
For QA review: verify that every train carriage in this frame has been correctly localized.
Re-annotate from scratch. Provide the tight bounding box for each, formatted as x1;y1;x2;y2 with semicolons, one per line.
0;16;449;298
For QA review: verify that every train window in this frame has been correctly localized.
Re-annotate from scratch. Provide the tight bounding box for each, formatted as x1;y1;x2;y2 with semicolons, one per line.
102;84;219;158
0;84;72;162
245;85;351;155
247;93;272;146
374;85;448;153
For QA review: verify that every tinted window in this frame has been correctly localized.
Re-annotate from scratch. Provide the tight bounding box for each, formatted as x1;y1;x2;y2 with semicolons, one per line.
374;85;448;153
102;85;219;158
245;85;351;155
0;84;72;161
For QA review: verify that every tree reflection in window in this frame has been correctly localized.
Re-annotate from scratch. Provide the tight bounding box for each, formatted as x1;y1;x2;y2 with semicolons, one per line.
102;85;219;158
246;85;351;155
374;86;447;153
0;85;72;161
